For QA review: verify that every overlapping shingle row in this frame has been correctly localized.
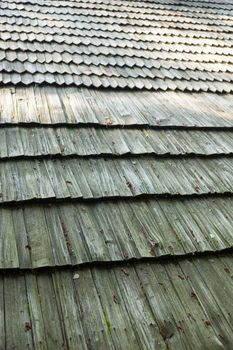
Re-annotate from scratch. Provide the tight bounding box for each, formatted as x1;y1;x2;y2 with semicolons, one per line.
0;0;232;90
1;197;233;268
2;127;233;159
1;86;233;126
1;156;233;204
1;255;233;350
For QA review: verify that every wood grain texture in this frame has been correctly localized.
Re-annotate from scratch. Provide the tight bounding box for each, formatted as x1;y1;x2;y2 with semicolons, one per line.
1;127;233;158
0;196;232;268
0;1;233;347
0;254;232;349
0;86;233;127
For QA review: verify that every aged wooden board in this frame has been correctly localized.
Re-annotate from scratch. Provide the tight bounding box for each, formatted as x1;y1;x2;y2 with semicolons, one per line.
0;156;233;203
0;86;233;127
0;196;233;268
0;254;232;349
1;127;233;158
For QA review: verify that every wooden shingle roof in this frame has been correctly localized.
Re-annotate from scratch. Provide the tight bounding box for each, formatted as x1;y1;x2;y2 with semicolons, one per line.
0;0;232;91
0;1;233;349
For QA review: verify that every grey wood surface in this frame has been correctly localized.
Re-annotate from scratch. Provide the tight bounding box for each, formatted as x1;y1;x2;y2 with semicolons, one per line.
0;1;233;348
0;255;232;349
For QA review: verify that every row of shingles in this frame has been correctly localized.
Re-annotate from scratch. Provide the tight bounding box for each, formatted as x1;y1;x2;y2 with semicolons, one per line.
1;58;233;88
2;72;233;91
1;254;233;349
2;29;232;49
1;6;232;26
0;4;232;90
1;156;233;203
1;50;232;90
1;54;233;79
2;127;233;159
1;86;233;127
1;51;232;86
2;196;233;269
1;4;233;29
3;55;232;74
1;38;233;53
1;60;233;90
1;0;233;15
2;62;233;81
1;40;233;67
2;41;233;65
1;0;232;5
5;20;230;36
0;53;225;84
1;67;232;91
2;22;233;41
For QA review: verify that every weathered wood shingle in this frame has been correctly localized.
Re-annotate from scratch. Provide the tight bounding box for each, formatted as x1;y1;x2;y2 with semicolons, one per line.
0;196;233;269
0;255;233;349
0;86;233;127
